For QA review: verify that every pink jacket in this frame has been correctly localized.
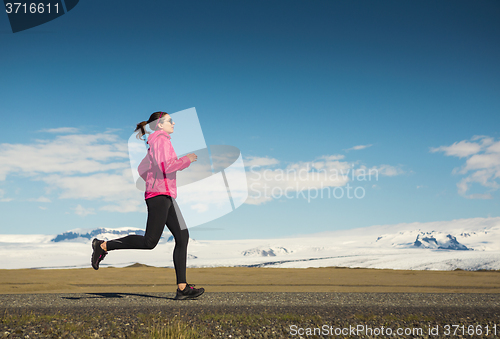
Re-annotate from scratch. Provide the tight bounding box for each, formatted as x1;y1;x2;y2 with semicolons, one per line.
137;130;191;200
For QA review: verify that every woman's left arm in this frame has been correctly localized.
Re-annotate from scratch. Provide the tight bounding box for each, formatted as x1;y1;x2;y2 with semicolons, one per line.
137;154;151;180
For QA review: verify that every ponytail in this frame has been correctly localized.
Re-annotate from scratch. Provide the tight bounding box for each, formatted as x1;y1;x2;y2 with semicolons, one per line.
135;121;149;140
134;111;168;140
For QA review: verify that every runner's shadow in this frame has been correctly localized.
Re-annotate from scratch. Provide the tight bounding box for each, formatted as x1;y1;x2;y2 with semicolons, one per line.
62;293;172;300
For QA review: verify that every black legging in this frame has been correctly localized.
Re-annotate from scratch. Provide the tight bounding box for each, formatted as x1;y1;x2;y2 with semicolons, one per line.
106;195;189;284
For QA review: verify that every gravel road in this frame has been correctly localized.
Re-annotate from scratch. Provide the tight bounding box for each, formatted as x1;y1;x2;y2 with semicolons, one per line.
1;293;500;338
1;292;500;309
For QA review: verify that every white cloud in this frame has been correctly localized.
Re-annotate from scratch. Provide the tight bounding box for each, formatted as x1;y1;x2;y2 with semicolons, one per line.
74;204;95;217
100;199;145;213
319;155;345;161
487;140;500;153
28;196;51;203
0;131;141;212
460;153;500;173
345;144;373;152
431;136;500;199
370;164;405;177
41;169;135;200
246;155;403;205
40;169;146;212
430;140;481;158
471;135;495;146
0;131;405;211
38;127;79;134
190;203;210;213
244;156;280;168
0;132;128;181
0;189;12;202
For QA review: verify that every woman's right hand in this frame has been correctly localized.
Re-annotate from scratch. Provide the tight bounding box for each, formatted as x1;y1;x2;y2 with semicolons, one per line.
186;153;198;163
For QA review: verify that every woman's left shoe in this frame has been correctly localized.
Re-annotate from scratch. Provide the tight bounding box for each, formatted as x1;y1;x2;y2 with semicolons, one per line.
174;283;205;300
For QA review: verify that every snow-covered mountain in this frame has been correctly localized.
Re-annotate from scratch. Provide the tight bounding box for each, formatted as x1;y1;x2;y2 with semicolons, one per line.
374;230;471;250
242;247;290;257
51;228;146;242
50;228;175;243
1;216;499;270
413;232;469;250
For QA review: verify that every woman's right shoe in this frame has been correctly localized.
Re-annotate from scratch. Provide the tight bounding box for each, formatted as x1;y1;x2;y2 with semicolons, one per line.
174;283;205;300
91;238;107;270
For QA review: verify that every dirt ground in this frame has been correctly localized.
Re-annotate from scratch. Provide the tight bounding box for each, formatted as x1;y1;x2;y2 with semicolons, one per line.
1;266;499;294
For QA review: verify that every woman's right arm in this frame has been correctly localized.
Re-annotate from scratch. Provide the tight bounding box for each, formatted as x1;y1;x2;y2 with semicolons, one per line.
151;135;192;174
185;153;197;163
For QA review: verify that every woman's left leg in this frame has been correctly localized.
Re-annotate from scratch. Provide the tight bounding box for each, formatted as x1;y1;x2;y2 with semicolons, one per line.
106;195;169;251
91;195;168;270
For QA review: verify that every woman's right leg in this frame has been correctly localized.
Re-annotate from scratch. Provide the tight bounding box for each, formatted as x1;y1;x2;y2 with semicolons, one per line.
106;195;169;251
164;199;189;285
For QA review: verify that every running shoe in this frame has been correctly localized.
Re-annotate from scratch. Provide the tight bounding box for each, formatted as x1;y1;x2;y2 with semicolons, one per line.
174;283;205;300
91;238;107;270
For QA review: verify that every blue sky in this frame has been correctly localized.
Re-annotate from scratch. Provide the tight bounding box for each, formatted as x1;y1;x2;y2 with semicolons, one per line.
0;0;499;240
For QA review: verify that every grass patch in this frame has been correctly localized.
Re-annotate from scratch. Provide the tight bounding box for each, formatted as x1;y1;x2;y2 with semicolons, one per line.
200;312;321;325
0;310;451;338
1;311;203;339
353;313;435;323
145;320;202;339
136;313;203;339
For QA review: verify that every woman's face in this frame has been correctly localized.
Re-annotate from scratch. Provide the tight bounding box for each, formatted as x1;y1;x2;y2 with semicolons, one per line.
157;114;175;134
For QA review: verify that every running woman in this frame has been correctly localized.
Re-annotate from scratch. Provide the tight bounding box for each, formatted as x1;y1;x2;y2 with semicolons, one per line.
91;111;204;300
